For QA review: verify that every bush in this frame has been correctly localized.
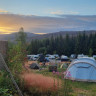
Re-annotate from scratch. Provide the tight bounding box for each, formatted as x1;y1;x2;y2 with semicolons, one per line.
0;71;17;95
0;88;12;96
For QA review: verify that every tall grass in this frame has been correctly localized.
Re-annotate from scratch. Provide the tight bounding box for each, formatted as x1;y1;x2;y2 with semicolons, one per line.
22;73;61;95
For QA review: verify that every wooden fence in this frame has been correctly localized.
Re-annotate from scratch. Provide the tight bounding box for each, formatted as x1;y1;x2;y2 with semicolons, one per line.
0;41;8;59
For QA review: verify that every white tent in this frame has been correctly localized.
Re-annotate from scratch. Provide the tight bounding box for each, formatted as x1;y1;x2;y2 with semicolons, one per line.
65;57;96;82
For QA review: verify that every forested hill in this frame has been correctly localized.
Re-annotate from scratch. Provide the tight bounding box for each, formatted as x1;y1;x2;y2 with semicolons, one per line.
0;30;96;42
27;31;96;56
31;30;96;40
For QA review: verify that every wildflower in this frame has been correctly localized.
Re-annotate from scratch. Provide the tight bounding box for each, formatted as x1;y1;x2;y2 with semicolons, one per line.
53;71;56;74
64;71;67;75
67;71;71;77
66;71;71;79
56;71;59;75
64;71;72;79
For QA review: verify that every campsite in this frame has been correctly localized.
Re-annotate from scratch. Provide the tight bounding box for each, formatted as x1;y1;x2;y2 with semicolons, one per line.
24;55;96;96
1;30;96;96
0;1;96;95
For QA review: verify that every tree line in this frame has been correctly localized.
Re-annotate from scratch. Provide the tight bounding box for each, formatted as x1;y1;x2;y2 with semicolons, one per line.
27;32;96;56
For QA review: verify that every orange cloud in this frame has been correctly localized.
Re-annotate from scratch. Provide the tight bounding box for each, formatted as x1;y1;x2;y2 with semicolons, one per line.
0;13;96;35
0;9;8;13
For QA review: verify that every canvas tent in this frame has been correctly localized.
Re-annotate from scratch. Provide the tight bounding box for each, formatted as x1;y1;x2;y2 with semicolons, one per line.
65;57;96;82
30;63;40;69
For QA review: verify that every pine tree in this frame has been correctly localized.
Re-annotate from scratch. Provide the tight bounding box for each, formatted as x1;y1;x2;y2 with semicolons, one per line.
89;48;93;57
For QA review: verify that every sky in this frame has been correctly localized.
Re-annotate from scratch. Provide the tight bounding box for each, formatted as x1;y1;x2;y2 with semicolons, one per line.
0;0;96;34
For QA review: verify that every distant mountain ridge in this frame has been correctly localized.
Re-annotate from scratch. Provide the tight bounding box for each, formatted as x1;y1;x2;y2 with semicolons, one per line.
0;32;39;41
30;30;96;40
0;30;96;42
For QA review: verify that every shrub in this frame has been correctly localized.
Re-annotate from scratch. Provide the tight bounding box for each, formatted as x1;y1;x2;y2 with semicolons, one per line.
0;88;13;96
0;71;16;95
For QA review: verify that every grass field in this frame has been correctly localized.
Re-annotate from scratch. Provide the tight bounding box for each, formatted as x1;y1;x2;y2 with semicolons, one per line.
23;61;96;96
34;67;96;96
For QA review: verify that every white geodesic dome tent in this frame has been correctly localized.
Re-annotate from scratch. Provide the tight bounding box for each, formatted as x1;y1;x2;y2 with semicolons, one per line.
65;57;96;82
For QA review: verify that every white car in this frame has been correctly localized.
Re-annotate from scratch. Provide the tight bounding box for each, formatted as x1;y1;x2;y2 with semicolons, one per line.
32;55;39;61
77;54;85;59
27;55;39;60
61;55;68;59
48;55;55;59
53;54;59;58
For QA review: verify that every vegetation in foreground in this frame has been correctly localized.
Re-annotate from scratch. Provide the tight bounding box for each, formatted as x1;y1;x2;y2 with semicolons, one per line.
0;28;96;96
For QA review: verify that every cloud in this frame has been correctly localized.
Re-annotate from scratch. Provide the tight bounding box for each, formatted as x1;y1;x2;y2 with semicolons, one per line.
0;9;8;13
51;10;79;15
67;11;79;15
51;10;64;15
0;27;17;34
0;13;96;34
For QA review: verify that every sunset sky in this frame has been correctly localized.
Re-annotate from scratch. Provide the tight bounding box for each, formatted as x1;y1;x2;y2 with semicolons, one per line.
0;0;96;34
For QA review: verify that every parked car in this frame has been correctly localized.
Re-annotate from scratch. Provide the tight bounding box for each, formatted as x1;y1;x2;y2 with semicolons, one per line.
70;54;76;59
48;55;55;59
53;54;59;58
32;55;39;61
46;54;51;57
77;54;85;59
61;55;69;61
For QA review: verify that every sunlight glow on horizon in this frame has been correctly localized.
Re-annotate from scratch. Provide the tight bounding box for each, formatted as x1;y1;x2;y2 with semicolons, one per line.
34;33;47;35
0;26;47;35
0;27;17;34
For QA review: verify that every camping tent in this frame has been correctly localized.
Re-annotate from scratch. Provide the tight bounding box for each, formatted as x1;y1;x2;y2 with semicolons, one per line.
65;57;96;82
30;63;40;69
38;54;45;62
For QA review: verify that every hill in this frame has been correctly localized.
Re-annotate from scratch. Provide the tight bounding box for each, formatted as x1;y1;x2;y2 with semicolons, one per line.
30;30;96;40
0;32;39;42
0;30;96;42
